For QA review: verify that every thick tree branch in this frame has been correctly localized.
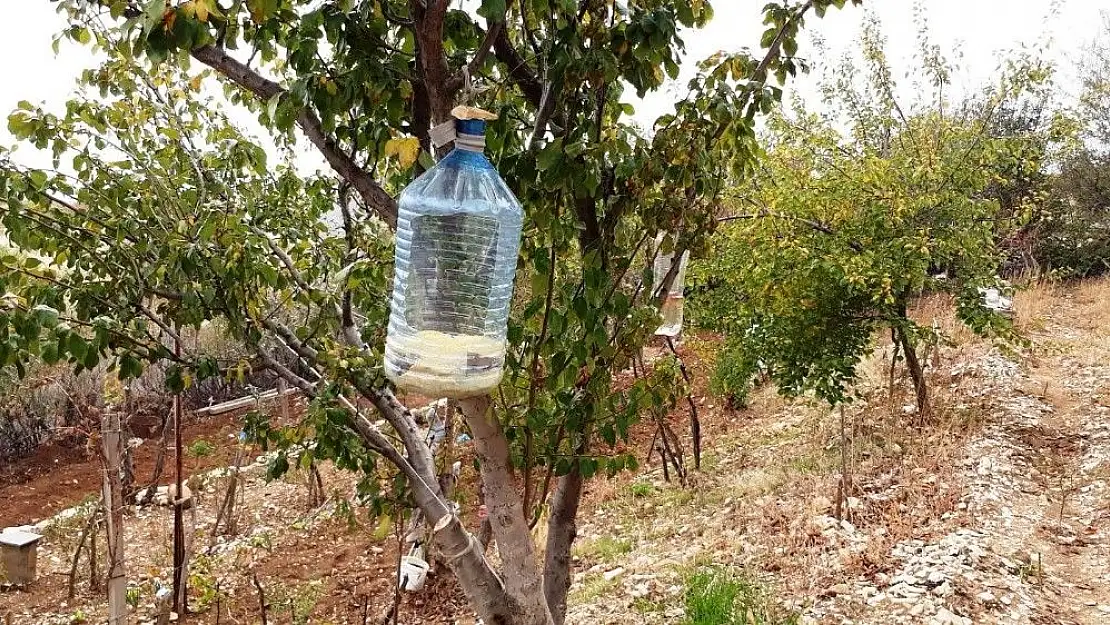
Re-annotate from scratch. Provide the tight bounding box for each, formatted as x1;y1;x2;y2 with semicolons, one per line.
543;469;584;625
190;45;398;227
492;27;545;109
410;0;457;125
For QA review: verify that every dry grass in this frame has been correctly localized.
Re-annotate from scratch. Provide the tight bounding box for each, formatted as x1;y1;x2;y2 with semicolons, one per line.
908;293;976;346
1014;276;1110;334
1014;281;1062;332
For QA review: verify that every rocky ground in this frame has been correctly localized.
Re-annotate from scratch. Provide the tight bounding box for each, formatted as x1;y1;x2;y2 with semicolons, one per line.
1;280;1108;624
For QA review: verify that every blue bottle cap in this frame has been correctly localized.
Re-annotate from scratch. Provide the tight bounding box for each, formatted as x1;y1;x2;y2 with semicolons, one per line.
456;119;487;136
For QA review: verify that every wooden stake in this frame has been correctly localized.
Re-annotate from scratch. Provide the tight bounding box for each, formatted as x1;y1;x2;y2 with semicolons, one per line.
100;410;127;625
172;334;188;615
277;378;289;421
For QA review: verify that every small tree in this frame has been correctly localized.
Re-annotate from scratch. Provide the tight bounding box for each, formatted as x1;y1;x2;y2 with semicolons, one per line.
688;17;1045;417
2;1;859;622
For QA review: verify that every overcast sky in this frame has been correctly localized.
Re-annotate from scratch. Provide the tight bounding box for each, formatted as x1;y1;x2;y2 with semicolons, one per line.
1;1;1106;174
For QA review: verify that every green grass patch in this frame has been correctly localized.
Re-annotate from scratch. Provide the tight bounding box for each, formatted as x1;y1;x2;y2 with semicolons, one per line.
575;535;634;562
683;567;799;625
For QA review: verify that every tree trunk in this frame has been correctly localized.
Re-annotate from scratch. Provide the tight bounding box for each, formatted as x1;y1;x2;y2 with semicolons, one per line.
172;336;187;615
543;470;584;625
68;504;100;598
894;323;929;421
139;409;171;507
456;396;553;625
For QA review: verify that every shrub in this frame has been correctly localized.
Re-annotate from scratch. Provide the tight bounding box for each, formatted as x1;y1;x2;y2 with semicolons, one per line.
187;439;217;459
708;338;762;409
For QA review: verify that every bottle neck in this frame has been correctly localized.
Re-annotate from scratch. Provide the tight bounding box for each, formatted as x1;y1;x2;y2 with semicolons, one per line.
455;119;486;153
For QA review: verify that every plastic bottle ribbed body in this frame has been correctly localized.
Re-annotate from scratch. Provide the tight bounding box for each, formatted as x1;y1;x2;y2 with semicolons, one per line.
384;142;523;398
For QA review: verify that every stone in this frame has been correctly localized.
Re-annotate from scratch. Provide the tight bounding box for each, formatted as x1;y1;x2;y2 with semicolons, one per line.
932;581;953;597
932;607;970;625
602;567;624;581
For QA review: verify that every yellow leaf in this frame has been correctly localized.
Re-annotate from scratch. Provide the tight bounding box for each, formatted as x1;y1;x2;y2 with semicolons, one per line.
195;0;209;22
384;137;421;169
189;74;204;91
162;7;177;31
371;515;393;540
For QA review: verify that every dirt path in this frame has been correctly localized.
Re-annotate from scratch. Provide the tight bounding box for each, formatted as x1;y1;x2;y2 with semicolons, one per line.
962;289;1110;624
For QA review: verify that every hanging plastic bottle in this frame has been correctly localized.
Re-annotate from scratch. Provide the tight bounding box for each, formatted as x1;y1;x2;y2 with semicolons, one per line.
384;108;524;398
653;232;688;338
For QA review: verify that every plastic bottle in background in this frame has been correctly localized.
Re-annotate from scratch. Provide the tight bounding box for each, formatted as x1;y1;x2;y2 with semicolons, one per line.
384;115;524;398
653;233;688;338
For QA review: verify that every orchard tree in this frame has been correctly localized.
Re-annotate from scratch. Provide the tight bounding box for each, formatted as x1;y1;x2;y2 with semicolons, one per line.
688;17;1048;418
1;1;856;622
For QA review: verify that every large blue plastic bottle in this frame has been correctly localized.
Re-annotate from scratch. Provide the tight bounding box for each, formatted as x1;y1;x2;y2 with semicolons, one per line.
384;117;524;398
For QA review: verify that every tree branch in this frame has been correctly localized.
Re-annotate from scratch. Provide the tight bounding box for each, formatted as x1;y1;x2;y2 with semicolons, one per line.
446;19;505;93
190;45;398;227
492;26;545;109
717;206;864;252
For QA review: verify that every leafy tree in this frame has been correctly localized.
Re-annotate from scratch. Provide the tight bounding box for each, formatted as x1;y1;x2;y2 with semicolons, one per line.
1023;14;1110;278
688;18;1045;418
1;0;857;622
1032;151;1110;277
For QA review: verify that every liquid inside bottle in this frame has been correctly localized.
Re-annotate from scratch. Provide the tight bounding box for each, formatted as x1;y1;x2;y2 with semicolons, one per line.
384;119;523;398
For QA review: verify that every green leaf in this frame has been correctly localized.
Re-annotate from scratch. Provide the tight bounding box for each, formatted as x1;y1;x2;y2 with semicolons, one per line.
138;0;167;34
28;170;47;190
31;305;59;328
41;341;60;365
477;0;507;20
536;141;564;172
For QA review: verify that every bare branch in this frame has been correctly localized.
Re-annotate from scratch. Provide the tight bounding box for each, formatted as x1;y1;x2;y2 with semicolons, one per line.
191;45;398;227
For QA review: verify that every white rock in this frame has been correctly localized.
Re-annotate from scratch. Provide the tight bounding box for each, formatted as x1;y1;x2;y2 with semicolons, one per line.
602;567;624;581
977;458;993;475
932;581;953;597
